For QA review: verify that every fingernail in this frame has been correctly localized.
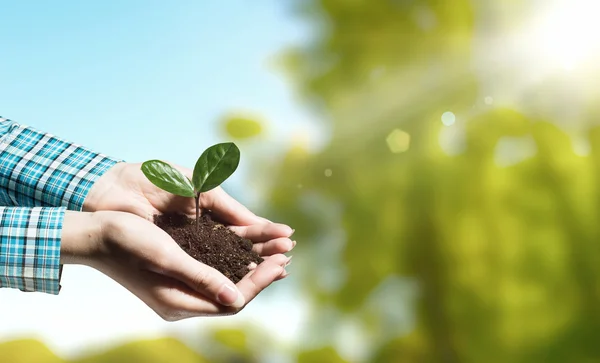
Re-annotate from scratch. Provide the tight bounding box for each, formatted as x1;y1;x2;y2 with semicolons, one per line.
280;270;290;279
288;228;296;237
231;292;245;308
285;255;293;267
291;240;297;249
217;284;245;308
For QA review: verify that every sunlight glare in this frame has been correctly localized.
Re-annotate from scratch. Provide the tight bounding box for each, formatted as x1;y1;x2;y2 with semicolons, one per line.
531;0;600;71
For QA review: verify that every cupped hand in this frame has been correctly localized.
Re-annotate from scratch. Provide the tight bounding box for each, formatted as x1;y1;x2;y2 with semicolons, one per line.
61;211;290;320
83;162;296;257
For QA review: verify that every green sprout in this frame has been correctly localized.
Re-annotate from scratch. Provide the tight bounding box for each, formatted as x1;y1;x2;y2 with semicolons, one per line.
141;142;240;230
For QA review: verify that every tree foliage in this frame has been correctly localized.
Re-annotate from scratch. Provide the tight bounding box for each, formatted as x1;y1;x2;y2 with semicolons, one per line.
262;0;600;362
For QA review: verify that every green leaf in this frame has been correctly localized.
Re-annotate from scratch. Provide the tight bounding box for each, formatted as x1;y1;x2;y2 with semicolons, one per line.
141;160;195;198
192;142;240;193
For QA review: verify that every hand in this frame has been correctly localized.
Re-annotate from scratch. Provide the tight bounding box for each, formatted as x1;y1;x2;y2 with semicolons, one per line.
83;162;296;257
61;211;290;320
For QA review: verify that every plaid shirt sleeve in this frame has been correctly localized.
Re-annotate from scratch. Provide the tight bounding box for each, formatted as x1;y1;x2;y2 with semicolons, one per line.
0;116;121;294
0;116;119;209
0;207;63;294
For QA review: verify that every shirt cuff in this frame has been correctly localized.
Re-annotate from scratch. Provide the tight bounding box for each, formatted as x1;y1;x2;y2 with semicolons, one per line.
0;118;121;210
0;207;63;294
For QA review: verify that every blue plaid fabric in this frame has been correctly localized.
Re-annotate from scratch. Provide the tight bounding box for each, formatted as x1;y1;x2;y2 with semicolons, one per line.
0;207;63;294
0;117;119;209
0;116;120;294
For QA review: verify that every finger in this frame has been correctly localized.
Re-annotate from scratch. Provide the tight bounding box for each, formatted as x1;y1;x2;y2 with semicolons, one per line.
275;270;290;281
229;223;294;242
274;256;294;281
169;166;280;226
157;254;290;319
251;237;295;256
160;249;245;309
200;187;264;226
235;254;288;306
144;272;224;319
151;264;289;320
239;263;288;282
274;255;292;281
252;254;292;265
256;216;273;224
94;260;222;320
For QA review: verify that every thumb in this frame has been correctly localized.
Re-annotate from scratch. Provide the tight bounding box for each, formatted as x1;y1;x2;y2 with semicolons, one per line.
162;250;245;308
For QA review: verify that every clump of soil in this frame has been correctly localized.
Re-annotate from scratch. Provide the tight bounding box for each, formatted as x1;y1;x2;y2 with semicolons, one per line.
154;213;263;283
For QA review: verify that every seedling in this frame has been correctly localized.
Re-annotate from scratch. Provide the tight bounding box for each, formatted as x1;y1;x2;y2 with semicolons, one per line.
141;143;240;234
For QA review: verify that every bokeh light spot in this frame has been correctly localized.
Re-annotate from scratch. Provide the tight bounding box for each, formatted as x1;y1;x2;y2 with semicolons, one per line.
484;96;494;105
441;111;456;126
386;129;411;153
324;169;333;177
221;113;264;140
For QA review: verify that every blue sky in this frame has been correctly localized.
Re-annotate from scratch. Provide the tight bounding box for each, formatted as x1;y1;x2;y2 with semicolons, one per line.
0;1;312;356
0;0;310;165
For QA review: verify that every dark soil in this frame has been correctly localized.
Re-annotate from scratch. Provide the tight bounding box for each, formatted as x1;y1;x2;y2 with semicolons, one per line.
154;212;263;283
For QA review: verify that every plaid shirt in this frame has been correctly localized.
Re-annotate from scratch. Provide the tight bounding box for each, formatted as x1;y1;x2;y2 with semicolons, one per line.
0;117;119;294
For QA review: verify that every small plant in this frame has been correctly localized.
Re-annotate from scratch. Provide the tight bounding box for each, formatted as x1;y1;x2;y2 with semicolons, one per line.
141;142;240;232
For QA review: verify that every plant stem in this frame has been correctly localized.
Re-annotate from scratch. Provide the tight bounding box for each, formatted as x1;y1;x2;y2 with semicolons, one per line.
195;193;200;234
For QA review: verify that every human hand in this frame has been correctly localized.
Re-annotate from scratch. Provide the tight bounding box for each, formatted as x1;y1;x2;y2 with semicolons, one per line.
61;211;290;320
83;162;296;257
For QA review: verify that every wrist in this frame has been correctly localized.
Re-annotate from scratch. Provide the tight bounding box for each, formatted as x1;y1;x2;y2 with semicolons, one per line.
61;211;104;265
83;162;127;212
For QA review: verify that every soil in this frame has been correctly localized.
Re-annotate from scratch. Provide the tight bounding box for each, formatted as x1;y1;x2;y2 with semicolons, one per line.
154;212;263;283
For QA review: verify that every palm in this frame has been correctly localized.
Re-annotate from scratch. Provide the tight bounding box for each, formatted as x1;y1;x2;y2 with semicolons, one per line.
91;212;290;319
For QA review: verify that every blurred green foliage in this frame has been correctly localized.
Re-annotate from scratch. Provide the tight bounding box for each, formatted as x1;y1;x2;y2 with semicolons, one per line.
262;0;600;362
298;347;349;363
221;113;264;140
75;338;208;363
0;338;207;363
3;0;600;362
0;339;63;363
